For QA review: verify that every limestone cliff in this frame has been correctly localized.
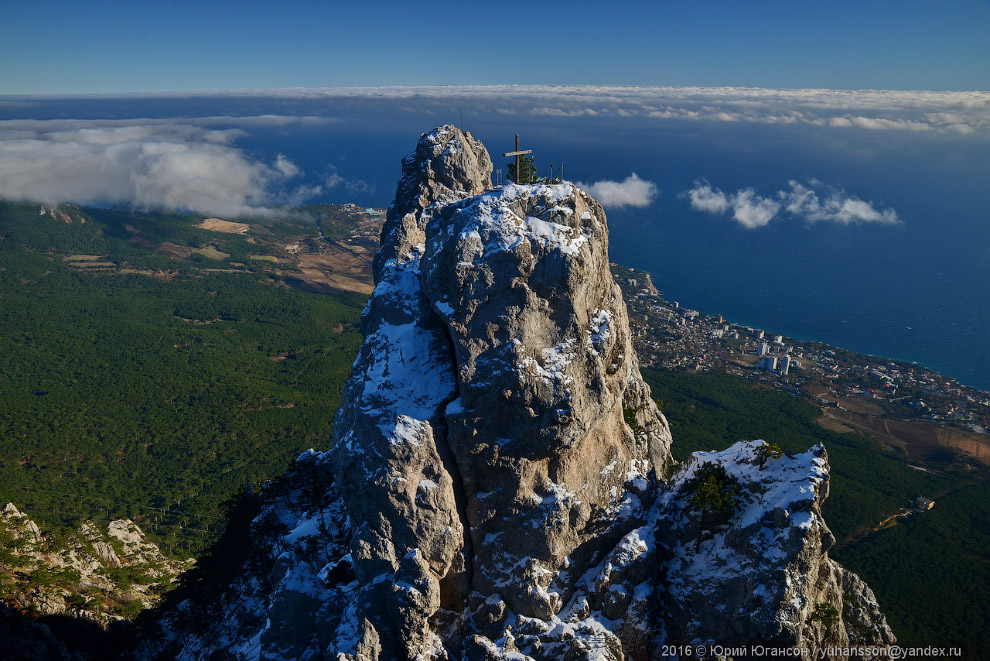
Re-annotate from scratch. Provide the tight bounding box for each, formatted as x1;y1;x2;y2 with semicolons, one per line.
139;126;893;660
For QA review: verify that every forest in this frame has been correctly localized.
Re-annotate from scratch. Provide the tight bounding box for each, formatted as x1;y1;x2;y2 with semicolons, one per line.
0;201;364;555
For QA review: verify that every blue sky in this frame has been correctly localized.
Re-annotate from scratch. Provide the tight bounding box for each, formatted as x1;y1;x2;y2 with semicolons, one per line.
3;0;988;94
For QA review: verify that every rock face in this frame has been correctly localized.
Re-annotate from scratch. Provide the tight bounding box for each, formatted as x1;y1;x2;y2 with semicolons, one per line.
656;442;895;651
0;503;190;627
140;126;893;660
329;125;673;658
328;125;492;657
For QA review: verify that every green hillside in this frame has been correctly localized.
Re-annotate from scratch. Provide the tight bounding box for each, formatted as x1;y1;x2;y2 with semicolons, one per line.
0;201;364;555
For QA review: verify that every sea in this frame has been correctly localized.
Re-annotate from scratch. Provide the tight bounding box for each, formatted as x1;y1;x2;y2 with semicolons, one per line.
3;91;989;390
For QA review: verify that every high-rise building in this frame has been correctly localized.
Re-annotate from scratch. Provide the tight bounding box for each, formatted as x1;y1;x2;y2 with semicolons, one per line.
758;342;770;356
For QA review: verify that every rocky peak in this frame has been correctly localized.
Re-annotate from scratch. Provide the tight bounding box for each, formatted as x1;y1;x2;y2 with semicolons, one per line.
657;442;895;650
140;127;893;660
420;182;672;620
375;124;492;273
328;126;673;658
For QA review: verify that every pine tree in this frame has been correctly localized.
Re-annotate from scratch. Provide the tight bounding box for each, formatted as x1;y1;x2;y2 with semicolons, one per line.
507;154;539;184
685;463;741;530
756;442;783;468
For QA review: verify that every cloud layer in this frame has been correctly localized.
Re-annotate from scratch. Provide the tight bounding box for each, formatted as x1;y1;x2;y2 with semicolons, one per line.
576;173;657;208
7;87;988;135
47;85;985;135
684;179;900;229
0;116;329;217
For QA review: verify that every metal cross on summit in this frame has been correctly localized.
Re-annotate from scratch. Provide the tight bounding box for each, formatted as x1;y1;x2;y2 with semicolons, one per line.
503;134;532;184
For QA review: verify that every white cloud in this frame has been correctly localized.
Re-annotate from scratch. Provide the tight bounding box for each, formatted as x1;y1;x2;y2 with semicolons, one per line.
782;180;899;225
530;107;600;117
274;154;300;178
684;181;778;228
323;165;373;195
830;115;930;131
686;181;730;214
730;189;780;229
8;86;988;133
577;173;657;208
0;115;330;133
0;116;326;217
684;179;900;228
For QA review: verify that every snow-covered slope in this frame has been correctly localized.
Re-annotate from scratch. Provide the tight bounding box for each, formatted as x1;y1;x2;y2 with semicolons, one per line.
657;441;895;650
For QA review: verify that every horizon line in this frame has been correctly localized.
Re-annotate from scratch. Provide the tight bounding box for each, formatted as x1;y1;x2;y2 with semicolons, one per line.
3;83;990;100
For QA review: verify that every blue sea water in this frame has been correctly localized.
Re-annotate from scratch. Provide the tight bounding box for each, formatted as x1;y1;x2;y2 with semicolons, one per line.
5;96;989;389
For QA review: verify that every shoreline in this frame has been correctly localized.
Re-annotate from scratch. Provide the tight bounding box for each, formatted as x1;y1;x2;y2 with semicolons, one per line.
611;263;990;463
640;278;989;396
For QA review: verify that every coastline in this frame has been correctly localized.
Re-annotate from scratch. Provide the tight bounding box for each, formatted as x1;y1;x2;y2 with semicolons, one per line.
611;263;990;465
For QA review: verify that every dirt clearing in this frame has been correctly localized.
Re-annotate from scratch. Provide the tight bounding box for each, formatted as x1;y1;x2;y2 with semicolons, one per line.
197;218;250;234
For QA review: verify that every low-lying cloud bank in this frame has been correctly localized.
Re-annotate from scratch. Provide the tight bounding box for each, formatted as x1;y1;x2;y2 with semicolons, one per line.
684;179;900;229
0;116;333;217
26;85;983;135
576;173;657;208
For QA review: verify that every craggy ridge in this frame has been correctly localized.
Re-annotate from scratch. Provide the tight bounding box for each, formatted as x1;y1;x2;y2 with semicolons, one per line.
141;126;893;661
